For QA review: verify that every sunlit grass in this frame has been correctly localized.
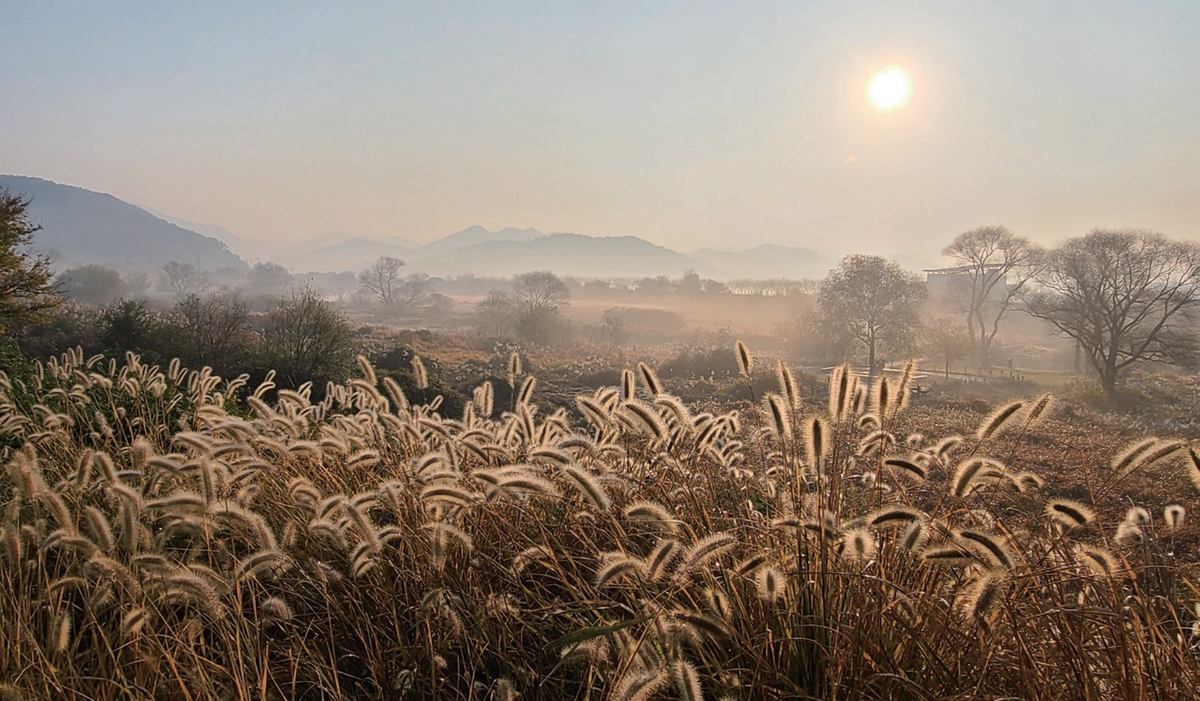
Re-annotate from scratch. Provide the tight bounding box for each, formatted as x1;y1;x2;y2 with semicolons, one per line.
0;346;1197;699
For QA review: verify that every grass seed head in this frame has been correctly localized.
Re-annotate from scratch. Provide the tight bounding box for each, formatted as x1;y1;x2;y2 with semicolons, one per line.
976;400;1024;441
1046;499;1095;529
1125;506;1151;525
1114;522;1144;547
757;565;785;603
735;340;753;377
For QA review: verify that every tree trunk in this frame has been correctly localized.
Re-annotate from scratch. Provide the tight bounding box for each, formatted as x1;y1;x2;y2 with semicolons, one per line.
1101;357;1119;402
977;336;991;373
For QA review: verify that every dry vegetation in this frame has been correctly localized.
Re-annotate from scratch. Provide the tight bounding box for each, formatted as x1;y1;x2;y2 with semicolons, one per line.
1;346;1199;700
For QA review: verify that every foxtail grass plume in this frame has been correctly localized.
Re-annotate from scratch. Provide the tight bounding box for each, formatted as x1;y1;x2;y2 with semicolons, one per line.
510;546;551;576
704;587;731;619
637;362;662;397
958;530;1014;569
595;557;642;587
120;608;148;639
643;539;682;581
883;457;927;482
1022;392;1055;426
840;528;877;562
765;393;792;440
1125;506;1151;525
776;358;800;409
259;596;293;624
1076;543;1122;578
624;501;680;534
805;415;828;469
1186;447;1200;491
757;565;785;603
976;400;1024;441
735;553;767;576
950;457;1007;498
1012;471;1045;492
1114;522;1144;547
962;575;1004;628
509;351;522;384
355;355;377;385
870;376;892;418
678;532;738;576
900;521;929;551
517;376;537;406
1111;437;1159;475
611;666;666;701
411;355;429;390
869;505;922;529
672;659;704;701
560;464;611;511
1046;499;1095;529
735;340;753;377
921;545;972;566
828;365;852;421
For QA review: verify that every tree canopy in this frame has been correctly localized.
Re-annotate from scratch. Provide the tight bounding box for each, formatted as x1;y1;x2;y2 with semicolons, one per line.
942;226;1044;369
512;271;569;344
1025;229;1200;399
0;188;59;333
818;255;927;373
358;256;405;309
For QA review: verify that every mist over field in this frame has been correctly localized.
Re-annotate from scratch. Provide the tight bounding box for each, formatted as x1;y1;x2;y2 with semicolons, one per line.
3;3;1200;699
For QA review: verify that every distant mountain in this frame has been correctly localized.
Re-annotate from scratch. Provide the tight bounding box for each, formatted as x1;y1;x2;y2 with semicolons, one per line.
416;226;545;258
291;236;415;273
412;233;718;279
0;175;245;271
291;231;420;255
690;244;832;280
136;206;277;262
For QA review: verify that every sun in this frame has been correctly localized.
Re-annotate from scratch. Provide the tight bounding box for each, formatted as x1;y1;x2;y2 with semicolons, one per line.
867;66;912;112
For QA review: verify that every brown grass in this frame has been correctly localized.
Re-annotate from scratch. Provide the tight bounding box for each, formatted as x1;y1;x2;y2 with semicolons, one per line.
0;346;1197;699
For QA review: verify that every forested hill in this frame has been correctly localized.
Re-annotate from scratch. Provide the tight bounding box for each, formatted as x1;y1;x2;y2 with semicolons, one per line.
0;175;246;271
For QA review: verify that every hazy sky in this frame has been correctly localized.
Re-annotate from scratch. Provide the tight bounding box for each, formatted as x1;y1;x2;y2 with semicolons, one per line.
3;1;1198;258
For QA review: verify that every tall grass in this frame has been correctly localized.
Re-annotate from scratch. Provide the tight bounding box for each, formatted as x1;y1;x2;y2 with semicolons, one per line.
0;346;1197;699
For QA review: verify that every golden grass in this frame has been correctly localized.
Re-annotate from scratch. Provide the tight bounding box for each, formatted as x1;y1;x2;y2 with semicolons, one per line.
0;345;1197;699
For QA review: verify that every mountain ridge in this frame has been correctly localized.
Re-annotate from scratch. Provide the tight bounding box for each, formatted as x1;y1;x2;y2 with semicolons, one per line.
0;175;246;271
1;174;860;280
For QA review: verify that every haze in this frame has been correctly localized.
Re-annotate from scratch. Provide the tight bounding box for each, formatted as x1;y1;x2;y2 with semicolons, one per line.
3;0;1198;259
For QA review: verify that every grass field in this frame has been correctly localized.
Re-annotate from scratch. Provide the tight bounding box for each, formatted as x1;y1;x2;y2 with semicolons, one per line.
1;346;1198;699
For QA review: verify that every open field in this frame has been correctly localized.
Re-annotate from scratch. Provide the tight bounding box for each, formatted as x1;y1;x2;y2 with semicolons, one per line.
1;347;1199;700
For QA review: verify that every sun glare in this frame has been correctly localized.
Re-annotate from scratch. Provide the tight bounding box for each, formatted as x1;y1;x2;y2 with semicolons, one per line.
867;66;911;112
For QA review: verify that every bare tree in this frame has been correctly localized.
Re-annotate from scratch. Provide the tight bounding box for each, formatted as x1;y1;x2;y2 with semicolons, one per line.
511;271;569;344
122;271;152;300
170;289;251;373
1024;229;1200;400
818;255;927;374
942;226;1044;369
476;289;516;337
244;261;292;297
159;261;210;298
262;285;355;387
923;317;973;378
397;273;433;308
358;256;405;309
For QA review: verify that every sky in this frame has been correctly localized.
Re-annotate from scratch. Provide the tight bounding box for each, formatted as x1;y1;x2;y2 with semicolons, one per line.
3;0;1199;259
